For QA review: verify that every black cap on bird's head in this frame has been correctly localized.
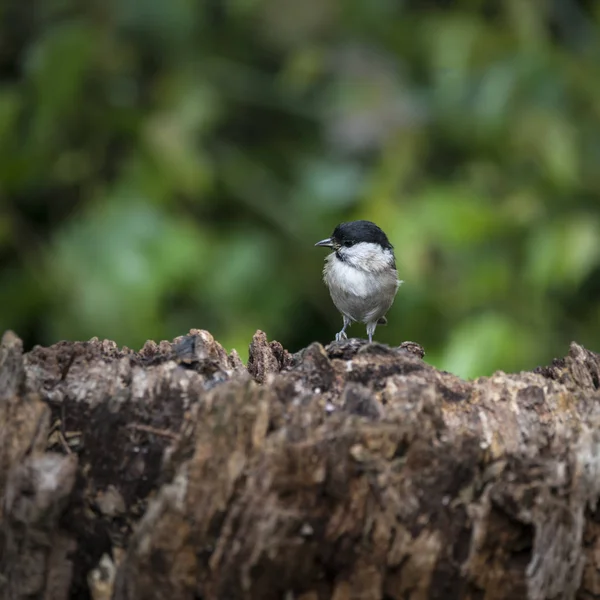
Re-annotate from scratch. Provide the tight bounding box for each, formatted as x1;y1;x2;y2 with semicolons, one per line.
314;220;393;250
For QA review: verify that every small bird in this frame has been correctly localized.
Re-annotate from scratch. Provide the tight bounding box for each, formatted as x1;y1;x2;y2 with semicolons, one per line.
315;220;402;343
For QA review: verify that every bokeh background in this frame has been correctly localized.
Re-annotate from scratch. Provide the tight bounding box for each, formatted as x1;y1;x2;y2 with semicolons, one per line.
1;0;599;378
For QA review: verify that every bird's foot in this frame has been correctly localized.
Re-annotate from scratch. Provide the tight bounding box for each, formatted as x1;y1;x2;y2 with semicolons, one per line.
366;323;376;343
335;330;348;342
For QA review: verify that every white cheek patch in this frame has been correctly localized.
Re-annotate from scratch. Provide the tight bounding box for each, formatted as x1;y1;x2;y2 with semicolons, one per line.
342;242;394;272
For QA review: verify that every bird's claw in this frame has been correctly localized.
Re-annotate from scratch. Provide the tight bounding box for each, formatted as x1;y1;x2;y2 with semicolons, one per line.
335;330;348;342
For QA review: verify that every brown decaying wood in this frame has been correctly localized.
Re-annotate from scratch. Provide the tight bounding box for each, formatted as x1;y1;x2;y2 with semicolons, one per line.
1;328;600;600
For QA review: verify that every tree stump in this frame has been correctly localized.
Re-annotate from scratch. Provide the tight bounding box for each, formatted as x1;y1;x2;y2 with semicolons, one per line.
1;328;600;600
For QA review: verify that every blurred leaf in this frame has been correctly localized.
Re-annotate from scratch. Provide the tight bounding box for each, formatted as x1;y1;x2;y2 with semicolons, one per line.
207;229;276;304
46;194;208;346
115;0;195;51
0;89;19;152
525;213;600;289
0;0;599;377
295;158;364;210
512;108;579;188
25;22;97;148
393;186;512;250
439;312;538;378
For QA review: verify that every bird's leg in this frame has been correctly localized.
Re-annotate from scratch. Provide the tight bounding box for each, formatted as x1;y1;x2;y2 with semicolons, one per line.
335;315;352;341
366;321;377;344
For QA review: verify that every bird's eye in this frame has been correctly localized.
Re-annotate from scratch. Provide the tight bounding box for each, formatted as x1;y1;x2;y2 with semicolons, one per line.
343;241;354;247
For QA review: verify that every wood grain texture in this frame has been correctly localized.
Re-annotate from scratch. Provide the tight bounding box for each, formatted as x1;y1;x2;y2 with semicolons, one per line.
1;329;600;600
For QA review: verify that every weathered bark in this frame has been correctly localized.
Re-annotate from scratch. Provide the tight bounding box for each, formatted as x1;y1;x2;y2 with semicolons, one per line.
1;327;600;600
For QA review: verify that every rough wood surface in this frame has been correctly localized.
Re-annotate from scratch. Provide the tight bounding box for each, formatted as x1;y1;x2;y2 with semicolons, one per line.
1;328;600;600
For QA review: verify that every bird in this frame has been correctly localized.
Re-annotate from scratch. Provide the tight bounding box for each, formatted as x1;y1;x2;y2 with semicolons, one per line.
315;220;402;343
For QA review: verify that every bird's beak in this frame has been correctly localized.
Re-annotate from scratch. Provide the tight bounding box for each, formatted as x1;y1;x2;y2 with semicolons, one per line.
315;237;334;248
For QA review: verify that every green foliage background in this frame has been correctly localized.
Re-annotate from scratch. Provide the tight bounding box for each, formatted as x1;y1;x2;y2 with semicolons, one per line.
0;0;599;378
